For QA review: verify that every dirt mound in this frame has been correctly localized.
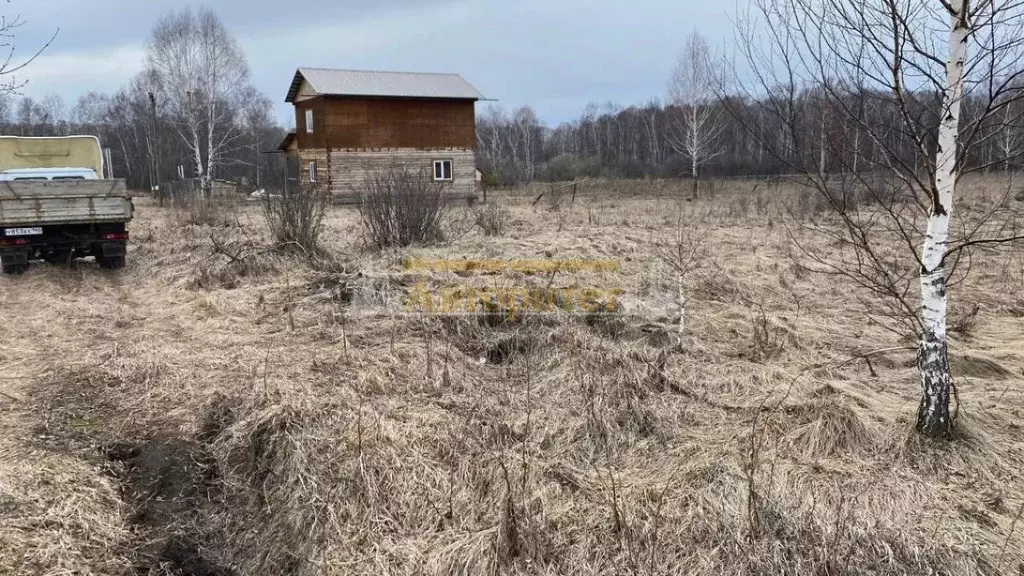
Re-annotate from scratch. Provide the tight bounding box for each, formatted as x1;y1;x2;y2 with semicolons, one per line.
106;437;233;576
788;399;872;458
951;354;1014;379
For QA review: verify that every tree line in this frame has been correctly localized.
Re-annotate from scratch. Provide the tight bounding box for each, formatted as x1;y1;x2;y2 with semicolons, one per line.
0;7;287;194
477;31;1024;186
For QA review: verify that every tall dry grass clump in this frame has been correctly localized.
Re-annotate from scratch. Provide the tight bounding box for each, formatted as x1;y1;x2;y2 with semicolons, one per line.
171;191;240;228
474;201;512;236
263;184;328;254
359;167;452;248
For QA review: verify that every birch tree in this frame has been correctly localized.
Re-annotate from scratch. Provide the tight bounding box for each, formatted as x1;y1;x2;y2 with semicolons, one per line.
237;89;277;188
0;12;56;95
145;7;253;196
657;206;710;347
917;0;970;437
730;0;1024;438
668;31;725;194
995;97;1024;170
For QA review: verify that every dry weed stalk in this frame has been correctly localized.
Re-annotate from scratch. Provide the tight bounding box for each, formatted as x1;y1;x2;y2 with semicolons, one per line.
748;301;789;362
171;185;241;228
474;201;512;236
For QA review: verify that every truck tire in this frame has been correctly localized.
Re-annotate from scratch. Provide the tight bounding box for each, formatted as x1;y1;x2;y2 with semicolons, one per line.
3;263;28;275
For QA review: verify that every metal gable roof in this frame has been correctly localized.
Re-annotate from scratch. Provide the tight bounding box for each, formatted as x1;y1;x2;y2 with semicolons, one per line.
285;68;484;102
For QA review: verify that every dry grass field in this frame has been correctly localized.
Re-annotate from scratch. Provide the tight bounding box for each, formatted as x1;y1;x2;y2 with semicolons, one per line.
1;178;1023;575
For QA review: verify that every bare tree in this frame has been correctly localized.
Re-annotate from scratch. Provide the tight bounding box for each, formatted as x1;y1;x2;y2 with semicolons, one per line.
0;93;12;127
15;96;31;135
0;11;56;95
730;0;1024;438
40;94;65;135
239;89;277;189
657;204;710;347
994;96;1024;170
145;7;253;196
668;31;725;195
513;106;541;183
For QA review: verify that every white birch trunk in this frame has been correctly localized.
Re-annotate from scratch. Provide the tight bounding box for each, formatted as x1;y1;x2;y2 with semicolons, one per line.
818;113;828;175
204;98;216;196
852;129;860;174
191;127;204;196
690;107;700;198
917;0;969;438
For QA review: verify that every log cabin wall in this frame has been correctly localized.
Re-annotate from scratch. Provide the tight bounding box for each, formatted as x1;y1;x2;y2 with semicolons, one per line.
328;149;476;198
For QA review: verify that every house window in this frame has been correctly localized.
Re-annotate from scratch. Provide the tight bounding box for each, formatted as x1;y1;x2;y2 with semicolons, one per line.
305;109;314;134
308;161;317;183
433;160;453;181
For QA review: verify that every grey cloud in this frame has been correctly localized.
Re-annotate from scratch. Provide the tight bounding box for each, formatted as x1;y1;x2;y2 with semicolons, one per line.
11;0;733;125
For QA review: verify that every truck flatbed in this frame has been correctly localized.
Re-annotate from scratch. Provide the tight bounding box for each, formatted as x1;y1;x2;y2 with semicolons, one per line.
0;179;133;226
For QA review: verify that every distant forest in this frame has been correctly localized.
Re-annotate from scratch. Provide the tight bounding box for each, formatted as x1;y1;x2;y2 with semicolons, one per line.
475;93;1024;185
6;86;1022;190
3;18;1021;190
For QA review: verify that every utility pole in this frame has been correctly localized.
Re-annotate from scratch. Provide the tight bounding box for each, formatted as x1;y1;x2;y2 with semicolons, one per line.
148;92;162;205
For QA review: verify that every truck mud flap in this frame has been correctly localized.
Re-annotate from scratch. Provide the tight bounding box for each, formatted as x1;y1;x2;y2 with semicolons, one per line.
100;242;127;257
0;249;29;265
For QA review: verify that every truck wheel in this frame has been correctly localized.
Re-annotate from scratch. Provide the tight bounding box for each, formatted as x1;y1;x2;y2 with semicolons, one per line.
99;255;125;270
3;263;28;275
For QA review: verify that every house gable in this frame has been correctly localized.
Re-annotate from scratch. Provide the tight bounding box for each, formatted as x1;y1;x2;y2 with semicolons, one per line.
295;79;318;103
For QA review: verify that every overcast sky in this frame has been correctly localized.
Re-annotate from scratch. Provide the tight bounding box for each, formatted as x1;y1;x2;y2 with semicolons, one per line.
10;0;734;126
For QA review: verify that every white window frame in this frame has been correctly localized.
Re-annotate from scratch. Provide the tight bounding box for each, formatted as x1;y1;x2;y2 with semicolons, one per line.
308;161;317;183
433;159;453;181
305;109;314;134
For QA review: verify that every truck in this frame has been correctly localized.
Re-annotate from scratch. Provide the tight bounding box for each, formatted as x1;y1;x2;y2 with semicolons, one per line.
0;136;134;275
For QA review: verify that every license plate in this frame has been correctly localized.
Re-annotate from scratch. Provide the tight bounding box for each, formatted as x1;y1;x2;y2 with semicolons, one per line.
5;227;42;236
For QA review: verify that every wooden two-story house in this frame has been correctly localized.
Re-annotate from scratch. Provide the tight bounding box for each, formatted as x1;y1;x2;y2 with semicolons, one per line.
280;67;484;198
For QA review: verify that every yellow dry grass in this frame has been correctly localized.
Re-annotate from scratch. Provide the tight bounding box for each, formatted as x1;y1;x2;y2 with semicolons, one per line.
0;177;1022;575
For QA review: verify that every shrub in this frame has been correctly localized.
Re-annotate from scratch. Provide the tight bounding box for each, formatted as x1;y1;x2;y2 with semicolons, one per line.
542;154;602;182
615;158;647;179
481;171;501;188
359;167;452;248
474;202;511;236
949;300;981;338
172;194;239;227
263;184;328;254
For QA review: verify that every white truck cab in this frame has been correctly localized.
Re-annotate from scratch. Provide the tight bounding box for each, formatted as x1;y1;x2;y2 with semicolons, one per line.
0;167;99;181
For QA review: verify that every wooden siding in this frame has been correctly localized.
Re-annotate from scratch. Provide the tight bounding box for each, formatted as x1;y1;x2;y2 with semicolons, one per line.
297;149;330;188
328;149;476;198
294;97;475;150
